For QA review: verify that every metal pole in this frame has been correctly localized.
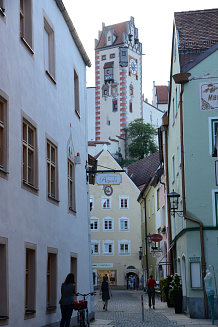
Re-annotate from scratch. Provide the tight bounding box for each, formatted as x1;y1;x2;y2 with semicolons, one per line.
141;294;144;322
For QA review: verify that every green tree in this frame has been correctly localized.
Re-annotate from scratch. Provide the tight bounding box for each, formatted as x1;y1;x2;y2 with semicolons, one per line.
126;118;158;159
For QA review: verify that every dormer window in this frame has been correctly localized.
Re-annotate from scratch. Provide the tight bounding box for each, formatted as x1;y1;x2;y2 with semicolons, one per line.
119;48;128;67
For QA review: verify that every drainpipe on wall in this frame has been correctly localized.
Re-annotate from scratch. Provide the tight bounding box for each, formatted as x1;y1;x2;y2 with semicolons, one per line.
163;122;174;276
179;84;208;318
143;197;149;280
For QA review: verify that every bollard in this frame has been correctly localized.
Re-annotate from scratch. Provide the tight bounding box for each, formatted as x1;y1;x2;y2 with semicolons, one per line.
141;294;144;322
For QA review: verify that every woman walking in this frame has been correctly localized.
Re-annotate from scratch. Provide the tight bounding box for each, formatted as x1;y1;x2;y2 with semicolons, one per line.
59;273;75;327
100;275;111;311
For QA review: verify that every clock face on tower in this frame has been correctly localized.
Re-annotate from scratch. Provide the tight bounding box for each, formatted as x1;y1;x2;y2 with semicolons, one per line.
130;58;137;75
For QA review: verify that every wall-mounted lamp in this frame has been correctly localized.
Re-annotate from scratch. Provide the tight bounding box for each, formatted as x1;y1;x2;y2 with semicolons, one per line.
167;190;183;216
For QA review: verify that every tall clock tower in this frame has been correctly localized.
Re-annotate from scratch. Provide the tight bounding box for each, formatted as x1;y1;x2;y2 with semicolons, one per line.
94;17;143;158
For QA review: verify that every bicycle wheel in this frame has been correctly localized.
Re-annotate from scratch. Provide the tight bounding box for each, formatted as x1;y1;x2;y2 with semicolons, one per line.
85;308;89;327
80;310;85;327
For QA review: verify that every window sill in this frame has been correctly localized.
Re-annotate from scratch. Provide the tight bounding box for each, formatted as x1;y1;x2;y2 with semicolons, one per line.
0;8;6;17
23;180;39;194
75;110;80;119
45;70;56;85
0;316;9;320
68;207;76;215
25;309;36;319
47;195;59;206
0;167;9;180
46;306;57;314
20;37;34;55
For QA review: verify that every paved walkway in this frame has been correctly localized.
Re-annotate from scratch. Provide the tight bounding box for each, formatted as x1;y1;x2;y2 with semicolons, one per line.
90;290;218;327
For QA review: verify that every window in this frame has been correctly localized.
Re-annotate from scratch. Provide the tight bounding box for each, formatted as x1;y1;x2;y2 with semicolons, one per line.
102;55;106;60
47;140;58;201
119;218;129;231
102;84;109;97
175;88;178;115
103;241;114;255
148;199;151;218
47;250;57;312
102;197;111;209
91;241;100;255
68;159;76;211
119;196;129;209
118;241;130;255
130;85;134;96
90;218;99;231
157;189;160;211
162;206;166;227
74;69;80;116
44;18;55;81
90;196;94;211
129;101;132;112
172;98;175;122
0;237;8;321
172;155;175;182
25;244;36;316
152;195;154;215
176;145;180;173
20;0;33;51
0;0;5;16
110;53;115;59
112;99;118;112
23;119;37;188
190;257;201;289
209;118;218;157
0;94;8;173
103;218;114;231
111;85;118;97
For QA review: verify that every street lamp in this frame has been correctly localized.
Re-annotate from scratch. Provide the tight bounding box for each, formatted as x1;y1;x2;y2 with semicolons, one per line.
167;190;183;216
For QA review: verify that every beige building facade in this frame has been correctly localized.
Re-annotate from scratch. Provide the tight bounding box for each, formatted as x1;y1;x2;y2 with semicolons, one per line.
89;149;142;288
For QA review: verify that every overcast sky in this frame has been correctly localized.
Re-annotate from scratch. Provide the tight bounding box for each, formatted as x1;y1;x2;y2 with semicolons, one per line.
63;0;218;102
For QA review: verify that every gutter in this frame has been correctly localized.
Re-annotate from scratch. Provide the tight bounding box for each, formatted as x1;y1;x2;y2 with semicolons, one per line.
180;84;208;318
55;0;91;67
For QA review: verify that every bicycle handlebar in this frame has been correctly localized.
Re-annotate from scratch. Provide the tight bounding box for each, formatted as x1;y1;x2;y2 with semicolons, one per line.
76;291;96;297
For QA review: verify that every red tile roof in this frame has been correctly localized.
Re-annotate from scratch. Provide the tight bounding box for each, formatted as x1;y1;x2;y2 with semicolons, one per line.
174;9;218;69
88;141;111;146
96;21;128;49
156;86;168;104
127;152;160;188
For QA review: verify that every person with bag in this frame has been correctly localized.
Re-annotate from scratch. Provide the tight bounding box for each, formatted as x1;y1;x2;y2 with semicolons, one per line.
59;273;76;327
146;274;156;309
100;275;111;311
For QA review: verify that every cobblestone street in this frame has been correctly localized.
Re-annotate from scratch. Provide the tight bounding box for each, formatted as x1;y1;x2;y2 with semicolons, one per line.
91;290;218;327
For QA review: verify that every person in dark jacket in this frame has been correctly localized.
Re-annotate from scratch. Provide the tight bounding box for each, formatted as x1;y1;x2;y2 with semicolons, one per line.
100;275;111;311
59;273;75;327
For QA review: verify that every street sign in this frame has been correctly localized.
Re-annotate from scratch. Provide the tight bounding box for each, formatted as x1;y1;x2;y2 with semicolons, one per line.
149;234;163;242
96;173;121;185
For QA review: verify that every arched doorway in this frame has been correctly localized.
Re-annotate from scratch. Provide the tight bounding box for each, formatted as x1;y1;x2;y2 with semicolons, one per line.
125;266;139;290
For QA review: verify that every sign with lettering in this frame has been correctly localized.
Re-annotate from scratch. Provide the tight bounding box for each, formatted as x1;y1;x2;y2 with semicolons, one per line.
92;263;113;268
96;173;121;185
200;82;218;110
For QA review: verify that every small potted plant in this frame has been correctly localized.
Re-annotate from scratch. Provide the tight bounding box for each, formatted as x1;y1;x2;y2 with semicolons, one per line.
170;274;183;313
162;226;166;234
163;275;174;307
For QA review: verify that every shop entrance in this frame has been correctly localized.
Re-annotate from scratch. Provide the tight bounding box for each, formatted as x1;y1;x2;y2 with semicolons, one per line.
126;271;139;290
97;270;117;286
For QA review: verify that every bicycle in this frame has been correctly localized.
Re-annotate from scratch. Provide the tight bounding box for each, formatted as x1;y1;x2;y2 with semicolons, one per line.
73;291;96;327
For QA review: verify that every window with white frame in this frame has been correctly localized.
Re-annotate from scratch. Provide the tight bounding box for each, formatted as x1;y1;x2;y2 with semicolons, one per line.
103;218;114;231
20;0;33;50
68;159;76;211
23;119;37;188
102;197;111;209
119;196;129;209
103;240;114;255
119;218;129;231
90;217;99;231
44;18;55;81
91;241;100;255
47;139;58;200
172;155;175;182
118;240;130;255
0;94;8;173
90;196;94;211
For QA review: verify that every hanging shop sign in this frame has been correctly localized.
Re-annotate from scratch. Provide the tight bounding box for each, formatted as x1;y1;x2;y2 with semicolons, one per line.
149;234;163;242
96;173;121;185
200;82;218;111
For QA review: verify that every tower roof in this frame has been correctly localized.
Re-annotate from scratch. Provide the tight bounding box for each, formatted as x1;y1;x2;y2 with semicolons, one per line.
156;86;168;104
96;21;128;49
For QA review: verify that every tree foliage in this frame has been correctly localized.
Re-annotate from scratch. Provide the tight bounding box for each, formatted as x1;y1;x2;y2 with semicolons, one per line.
125;118;158;159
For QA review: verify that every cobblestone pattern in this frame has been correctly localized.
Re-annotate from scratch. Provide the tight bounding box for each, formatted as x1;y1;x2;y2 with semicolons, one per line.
94;290;177;327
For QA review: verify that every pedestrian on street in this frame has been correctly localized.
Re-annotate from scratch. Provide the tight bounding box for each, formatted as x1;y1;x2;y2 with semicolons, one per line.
146;274;156;309
129;275;134;289
59;273;76;327
140;275;144;290
100;275;111;311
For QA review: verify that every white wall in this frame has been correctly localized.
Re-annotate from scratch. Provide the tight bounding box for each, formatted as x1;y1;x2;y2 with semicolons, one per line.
0;1;92;326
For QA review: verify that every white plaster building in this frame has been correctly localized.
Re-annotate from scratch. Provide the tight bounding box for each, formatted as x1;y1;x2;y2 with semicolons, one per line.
89;149;142;288
95;17;143;158
0;1;94;326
